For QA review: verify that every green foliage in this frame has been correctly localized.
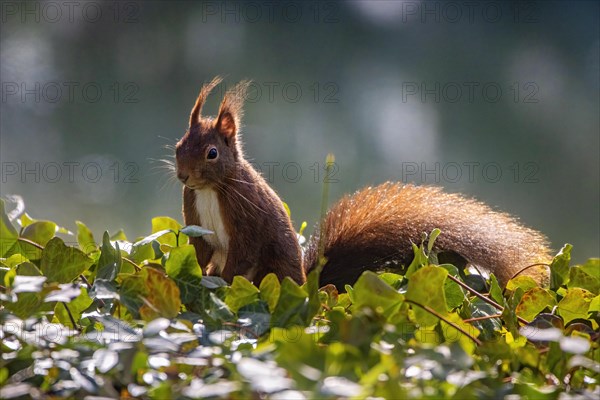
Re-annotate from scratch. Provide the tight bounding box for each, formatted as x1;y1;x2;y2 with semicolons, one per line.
0;203;598;399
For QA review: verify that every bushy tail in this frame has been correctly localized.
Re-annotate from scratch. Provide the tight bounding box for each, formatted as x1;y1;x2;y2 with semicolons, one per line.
304;183;551;290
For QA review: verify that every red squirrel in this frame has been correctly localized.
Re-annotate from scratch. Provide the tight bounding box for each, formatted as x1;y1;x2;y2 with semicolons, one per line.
175;77;551;289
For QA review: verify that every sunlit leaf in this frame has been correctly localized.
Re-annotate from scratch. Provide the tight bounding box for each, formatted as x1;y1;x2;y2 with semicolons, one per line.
557;287;594;324
550;244;572;290
225;276;259;313
165;245;203;304
406;265;448;326
0;199;19;258
138;268;181;320
259;273;281;313
76;221;96;253
516;288;556;322
351;271;403;318
41;237;93;283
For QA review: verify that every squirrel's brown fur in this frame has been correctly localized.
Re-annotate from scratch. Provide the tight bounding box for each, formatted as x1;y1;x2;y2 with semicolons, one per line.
305;183;551;289
178;77;303;284
176;78;551;289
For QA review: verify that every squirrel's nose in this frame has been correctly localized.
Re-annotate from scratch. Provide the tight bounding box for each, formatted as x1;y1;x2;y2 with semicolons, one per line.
177;172;189;183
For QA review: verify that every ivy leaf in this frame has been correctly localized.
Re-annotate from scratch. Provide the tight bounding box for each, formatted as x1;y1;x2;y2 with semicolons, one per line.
201;276;228;289
4;291;49;318
378;272;403;290
179;225;213;237
76;221;96;253
568;259;600;293
427;228;441;254
271;278;309;328
165;245;203;304
406;265;448;326
590;295;600;313
205;292;235;323
151;217;187;246
19;212;35;227
550;244;572;290
119;273;147;318
578;258;600;280
238;300;271;337
90;279;120;300
97;232;121;282
405;243;427;278
259;273;281;313
440;312;480;354
557;287;594;324
516;288;556;322
488;274;504;304
139;268;181;321
132;229;175;247
41;237;93;284
21;220;56;249
0;199;19;258
225;276;259;313
53;286;93;328
305;268;322;322
351;271;404;318
439;264;464;310
110;230;128;241
506;276;538;292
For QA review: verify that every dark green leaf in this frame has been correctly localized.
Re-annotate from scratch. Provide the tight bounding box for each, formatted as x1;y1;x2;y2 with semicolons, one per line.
272;278;309;328
165;245;203;304
351;271;404;318
97;232;121;281
40;237;93;283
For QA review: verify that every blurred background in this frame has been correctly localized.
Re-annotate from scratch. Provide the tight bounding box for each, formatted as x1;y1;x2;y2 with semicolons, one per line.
1;0;598;263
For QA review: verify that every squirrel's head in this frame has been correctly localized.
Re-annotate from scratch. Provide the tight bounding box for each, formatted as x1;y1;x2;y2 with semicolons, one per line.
175;76;249;190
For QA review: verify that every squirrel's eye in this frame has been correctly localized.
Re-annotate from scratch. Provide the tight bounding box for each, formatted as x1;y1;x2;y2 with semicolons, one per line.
207;147;218;160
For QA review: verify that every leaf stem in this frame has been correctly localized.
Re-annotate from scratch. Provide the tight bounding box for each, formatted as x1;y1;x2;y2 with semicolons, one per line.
405;299;482;346
446;274;529;325
123;257;141;272
62;302;78;329
79;274;106;308
17;237;44;250
316;154;335;271
463;314;503;323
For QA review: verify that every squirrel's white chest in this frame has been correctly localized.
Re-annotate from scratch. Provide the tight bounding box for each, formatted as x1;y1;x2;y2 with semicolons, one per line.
194;188;230;271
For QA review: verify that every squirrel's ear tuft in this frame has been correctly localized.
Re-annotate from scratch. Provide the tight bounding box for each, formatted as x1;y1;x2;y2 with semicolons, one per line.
189;76;222;127
215;111;237;139
215;80;251;140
